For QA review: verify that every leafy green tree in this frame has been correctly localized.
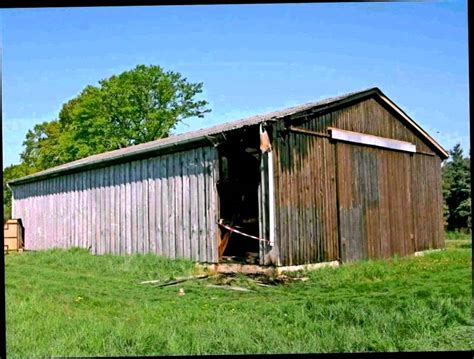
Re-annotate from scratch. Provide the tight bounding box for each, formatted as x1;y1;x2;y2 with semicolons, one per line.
20;120;62;171
442;143;471;231
55;64;210;162
20;64;211;171
3;64;211;217
3;163;33;220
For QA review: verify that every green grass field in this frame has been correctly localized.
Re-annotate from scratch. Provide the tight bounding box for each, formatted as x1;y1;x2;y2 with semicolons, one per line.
5;238;472;357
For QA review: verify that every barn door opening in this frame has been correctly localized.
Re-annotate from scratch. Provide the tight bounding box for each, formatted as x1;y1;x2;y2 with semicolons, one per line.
216;127;262;264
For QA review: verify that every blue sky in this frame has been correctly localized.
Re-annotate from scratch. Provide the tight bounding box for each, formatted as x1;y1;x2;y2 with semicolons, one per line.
1;1;469;168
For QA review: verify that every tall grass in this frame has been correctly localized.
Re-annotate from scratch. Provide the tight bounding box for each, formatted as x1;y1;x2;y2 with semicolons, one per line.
5;242;472;357
445;231;471;241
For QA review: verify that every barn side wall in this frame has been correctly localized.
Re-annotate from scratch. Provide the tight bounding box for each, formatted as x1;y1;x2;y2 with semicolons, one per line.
11;146;220;263
272;96;444;266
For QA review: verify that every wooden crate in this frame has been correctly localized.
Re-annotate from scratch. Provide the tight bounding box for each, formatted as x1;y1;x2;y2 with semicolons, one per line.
4;219;24;252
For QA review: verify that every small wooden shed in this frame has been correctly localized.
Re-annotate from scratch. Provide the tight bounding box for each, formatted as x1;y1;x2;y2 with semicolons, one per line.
3;219;24;252
8;87;448;266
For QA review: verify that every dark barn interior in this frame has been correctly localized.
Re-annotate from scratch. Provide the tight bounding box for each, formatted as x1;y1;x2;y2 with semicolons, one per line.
216;128;261;263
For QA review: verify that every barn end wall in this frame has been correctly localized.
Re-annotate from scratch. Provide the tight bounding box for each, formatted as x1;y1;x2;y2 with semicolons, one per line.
11;146;220;263
272;132;339;266
272;96;445;266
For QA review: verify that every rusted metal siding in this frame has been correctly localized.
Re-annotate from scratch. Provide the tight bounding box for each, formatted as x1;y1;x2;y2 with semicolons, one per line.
11;146;219;263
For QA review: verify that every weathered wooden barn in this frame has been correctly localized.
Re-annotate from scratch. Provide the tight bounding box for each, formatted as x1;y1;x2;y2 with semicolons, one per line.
8;87;448;266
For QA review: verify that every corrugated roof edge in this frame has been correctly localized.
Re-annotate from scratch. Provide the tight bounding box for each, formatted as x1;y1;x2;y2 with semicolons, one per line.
8;87;447;185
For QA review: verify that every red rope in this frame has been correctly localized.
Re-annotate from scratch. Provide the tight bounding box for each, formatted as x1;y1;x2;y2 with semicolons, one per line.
217;222;269;243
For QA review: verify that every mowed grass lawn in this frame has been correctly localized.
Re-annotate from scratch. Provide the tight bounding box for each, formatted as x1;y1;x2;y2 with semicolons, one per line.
5;238;472;357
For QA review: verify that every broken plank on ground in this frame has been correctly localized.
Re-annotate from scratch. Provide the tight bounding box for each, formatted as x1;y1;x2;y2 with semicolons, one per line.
141;274;210;286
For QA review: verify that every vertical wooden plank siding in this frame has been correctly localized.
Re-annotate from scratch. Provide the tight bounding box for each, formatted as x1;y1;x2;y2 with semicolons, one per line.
110;166;116;254
203;148;211;262
154;157;163;256
175;154;184;258
114;166;121;254
34;181;38;249
85;173;90;252
136;161;143;253
29;182;34;248
125;162;132;254
47;178;53;248
70;174;76;249
143;159;150;254
271;96;443;266
39;181;43;248
148;159;157;255
118;164;126;254
106;167;113;254
79;172;85;249
335;143;415;262
36;180;42;248
11;146;219;262
75;173;81;249
46;179;51;248
80;172;86;249
136;160;144;253
27;183;32;248
75;173;80;248
92;170;99;254
273;127;339;266
209;148;219;263
99;168;107;254
411;154;444;250
130;161;138;254
62;175;68;248
167;154;176;258
190;149;199;261
70;173;75;249
161;156;170;257
50;177;55;247
197;147;206;262
61;176;67;249
182;154;191;259
34;181;39;248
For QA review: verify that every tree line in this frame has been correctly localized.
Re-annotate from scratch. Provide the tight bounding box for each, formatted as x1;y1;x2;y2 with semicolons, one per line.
442;144;471;232
2;65;471;233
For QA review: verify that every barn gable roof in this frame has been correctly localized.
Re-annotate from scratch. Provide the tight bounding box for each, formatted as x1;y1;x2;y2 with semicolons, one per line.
9;87;448;185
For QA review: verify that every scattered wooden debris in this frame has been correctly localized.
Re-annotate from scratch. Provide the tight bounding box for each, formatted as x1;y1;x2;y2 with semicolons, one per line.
206;284;254;292
141;271;310;290
141;274;210;286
